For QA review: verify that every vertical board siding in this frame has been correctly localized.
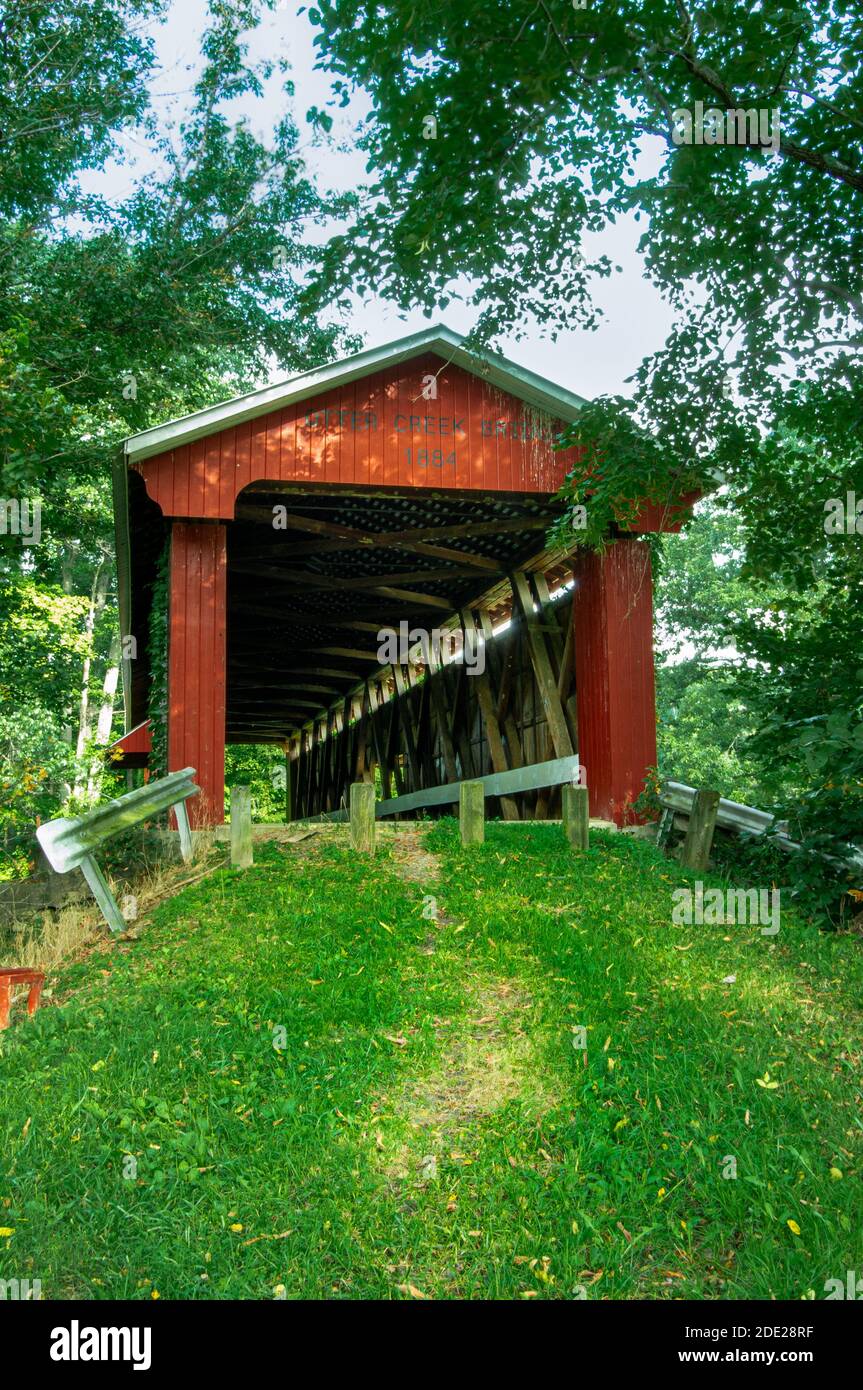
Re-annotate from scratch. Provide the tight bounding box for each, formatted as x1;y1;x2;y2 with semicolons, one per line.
168;523;227;825
134;355;576;518
572;540;657;825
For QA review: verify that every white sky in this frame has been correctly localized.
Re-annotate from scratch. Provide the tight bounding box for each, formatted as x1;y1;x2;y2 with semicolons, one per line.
83;0;677;400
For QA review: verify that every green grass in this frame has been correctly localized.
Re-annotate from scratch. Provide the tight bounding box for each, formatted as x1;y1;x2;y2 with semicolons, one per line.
1;822;861;1300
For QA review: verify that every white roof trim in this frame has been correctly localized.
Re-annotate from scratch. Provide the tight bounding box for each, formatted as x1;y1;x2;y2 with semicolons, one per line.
123;325;586;464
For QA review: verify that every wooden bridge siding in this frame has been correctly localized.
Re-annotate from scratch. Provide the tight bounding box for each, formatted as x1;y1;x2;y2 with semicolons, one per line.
571;539;656;824
168;523;227;827
133;356;574;518
289;590;578;822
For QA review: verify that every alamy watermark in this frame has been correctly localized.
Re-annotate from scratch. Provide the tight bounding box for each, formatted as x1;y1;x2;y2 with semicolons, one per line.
377;620;485;675
0;1276;42;1300
824;492;863;535
671;880;780;935
824;1270;863;1300
50;1322;151;1371
671;101;781;153
0;498;41;544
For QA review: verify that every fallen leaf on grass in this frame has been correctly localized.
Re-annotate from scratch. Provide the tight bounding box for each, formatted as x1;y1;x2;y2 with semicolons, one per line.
396;1283;431;1300
241;1230;294;1247
384;1035;408;1047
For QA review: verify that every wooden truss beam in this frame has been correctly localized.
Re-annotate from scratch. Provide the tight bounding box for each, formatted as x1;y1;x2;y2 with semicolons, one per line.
510;570;575;762
461;608;519;820
231;563;498;589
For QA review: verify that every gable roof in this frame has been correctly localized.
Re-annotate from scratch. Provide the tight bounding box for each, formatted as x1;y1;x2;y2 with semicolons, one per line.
122;324;586;464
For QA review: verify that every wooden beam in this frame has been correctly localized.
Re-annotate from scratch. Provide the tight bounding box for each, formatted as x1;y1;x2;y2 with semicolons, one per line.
392;664;423;790
461;608;518;820
316;647;383;663
235;509;555;546
237;537;504;570
510;570;575;761
229;698;329;711
231;603;424;631
231;563;497;589
450;658;478;781
425;656;459;811
228;663;364;682
478;609;525;772
229;683;342;697
371;585;452;611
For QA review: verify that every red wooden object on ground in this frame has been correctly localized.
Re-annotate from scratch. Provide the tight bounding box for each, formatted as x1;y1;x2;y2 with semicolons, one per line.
0;969;46;1030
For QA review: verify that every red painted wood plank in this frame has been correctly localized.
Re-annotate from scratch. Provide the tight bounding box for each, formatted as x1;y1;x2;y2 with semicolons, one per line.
465;369;485;491
204;433;221;519
368;371;384;487
218;428;236;518
136;354;587;517
110;720;152;755
383;372;399;488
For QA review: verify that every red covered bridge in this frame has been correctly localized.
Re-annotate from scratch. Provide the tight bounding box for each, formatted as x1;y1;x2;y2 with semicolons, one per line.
112;326;686;827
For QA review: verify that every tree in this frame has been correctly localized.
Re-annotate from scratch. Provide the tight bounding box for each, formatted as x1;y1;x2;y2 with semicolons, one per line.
0;0;356;834
308;0;863;877
308;1;862;504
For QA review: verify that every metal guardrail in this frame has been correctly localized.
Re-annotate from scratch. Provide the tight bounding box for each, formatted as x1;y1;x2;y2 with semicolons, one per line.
659;780;863;874
661;781;785;837
317;755;585;822
36;769;200;933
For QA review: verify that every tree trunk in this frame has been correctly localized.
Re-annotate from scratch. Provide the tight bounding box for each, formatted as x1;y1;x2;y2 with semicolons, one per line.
72;558;110;800
86;630;121;799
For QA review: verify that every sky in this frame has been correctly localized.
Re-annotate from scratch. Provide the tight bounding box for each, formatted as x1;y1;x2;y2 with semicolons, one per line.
84;0;678;401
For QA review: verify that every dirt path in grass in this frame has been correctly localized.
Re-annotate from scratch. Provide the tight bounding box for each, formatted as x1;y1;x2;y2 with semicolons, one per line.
379;827;556;1186
387;826;443;886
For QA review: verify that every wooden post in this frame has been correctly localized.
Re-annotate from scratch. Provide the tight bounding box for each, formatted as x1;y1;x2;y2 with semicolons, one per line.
460;780;485;846
284;746;292;824
168;522;227;826
571;541;656;825
562;785;589;849
680;788;720;871
350;781;376;853
230;786;253;869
